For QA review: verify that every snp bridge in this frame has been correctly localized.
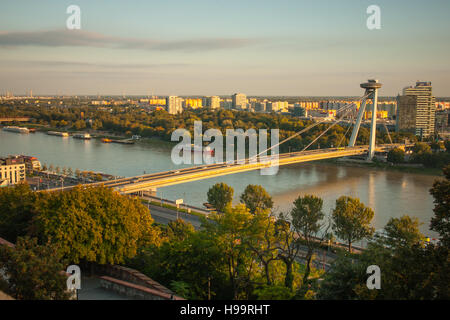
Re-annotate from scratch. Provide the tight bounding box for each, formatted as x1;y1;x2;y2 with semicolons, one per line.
43;79;411;195
45;143;410;195
106;144;408;194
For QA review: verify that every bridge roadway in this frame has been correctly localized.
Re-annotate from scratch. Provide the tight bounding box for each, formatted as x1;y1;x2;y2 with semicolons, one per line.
45;144;410;194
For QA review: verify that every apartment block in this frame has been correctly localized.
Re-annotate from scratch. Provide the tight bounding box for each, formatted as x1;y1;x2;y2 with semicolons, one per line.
166;96;184;114
396;81;436;137
0;156;26;186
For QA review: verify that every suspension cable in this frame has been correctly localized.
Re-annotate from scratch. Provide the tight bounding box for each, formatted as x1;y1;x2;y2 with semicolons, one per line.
383;122;393;144
250;91;371;160
337;113;355;147
301;103;357;151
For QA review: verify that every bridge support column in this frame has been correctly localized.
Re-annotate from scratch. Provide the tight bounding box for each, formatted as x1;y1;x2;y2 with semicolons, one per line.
368;85;380;160
349;80;383;160
349;90;369;147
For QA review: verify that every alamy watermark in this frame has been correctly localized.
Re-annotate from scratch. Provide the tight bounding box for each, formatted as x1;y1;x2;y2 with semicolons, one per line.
66;264;81;290
171;121;280;175
366;5;381;30
366;265;381;289
66;5;81;30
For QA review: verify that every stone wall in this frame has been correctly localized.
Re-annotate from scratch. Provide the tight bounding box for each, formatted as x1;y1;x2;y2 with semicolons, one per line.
99;276;184;300
93;264;184;300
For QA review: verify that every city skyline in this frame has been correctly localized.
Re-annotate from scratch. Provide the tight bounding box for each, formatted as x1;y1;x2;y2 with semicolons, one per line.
1;0;450;96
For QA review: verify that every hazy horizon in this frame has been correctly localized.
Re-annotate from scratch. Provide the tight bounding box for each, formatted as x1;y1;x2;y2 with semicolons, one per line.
1;0;450;96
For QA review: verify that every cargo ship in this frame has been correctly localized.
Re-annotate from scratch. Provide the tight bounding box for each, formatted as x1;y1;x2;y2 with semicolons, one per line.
47;131;69;137
73;133;91;139
2;126;29;134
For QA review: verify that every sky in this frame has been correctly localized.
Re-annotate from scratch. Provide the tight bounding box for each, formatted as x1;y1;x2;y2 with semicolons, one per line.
0;0;449;96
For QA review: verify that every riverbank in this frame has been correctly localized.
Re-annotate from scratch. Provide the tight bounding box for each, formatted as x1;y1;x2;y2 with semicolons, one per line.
3;123;445;176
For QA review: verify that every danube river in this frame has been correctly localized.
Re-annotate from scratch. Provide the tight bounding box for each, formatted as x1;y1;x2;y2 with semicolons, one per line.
0;130;440;237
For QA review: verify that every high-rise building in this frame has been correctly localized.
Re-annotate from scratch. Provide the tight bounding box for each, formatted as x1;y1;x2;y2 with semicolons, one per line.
396;81;436;137
203;96;221;109
253;101;266;112
166;96;183;114
232;93;247;109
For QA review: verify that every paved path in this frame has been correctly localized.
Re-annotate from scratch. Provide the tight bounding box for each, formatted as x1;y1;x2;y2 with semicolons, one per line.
77;276;132;300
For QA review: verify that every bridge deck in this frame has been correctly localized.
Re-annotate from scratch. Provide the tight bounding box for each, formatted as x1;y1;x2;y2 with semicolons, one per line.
43;144;410;194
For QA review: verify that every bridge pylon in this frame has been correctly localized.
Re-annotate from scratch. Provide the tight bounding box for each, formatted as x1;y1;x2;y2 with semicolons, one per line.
348;79;383;160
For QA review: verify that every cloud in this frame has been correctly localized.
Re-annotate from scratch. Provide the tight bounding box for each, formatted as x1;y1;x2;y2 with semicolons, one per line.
0;59;191;70
0;29;261;52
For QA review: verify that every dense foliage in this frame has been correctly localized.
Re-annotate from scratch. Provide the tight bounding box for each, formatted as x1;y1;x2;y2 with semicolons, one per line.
0;184;162;265
0;165;448;300
0;104;416;153
0;237;71;300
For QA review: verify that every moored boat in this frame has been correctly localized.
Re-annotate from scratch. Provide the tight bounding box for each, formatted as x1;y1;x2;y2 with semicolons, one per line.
73;133;91;139
47;131;69;137
2;126;29;134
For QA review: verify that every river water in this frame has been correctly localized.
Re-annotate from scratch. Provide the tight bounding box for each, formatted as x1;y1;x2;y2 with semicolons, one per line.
0;130;440;238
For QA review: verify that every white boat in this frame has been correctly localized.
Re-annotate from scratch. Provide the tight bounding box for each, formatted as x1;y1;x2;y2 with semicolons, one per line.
2;126;29;134
73;133;91;139
47;131;69;137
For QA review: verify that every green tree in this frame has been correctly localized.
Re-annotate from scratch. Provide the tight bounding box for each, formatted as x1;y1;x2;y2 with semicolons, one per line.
444;140;450;153
332;196;375;253
0;237;71;300
73;120;86;130
170;280;191;299
290;194;326;293
129;224;229;300
319;213;449;300
91;119;103;130
430;141;443;152
381;215;424;248
317;255;366;300
429;165;450;247
275;214;301;290
207;183;234;213
203;205;259;299
0;183;37;243
32;186;162;264
254;285;294;300
166;219;196;242
410;142;432;164
242;211;279;286
387;148;405;163
240;184;274;214
413;142;432;154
